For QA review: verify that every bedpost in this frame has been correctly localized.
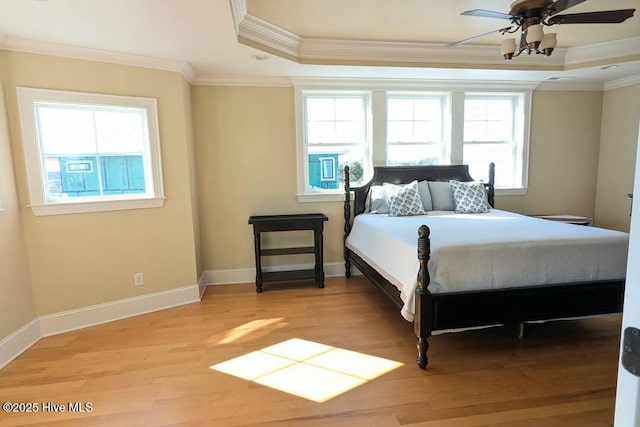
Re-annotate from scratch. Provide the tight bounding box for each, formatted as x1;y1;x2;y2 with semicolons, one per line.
343;165;352;278
415;225;433;369
488;162;495;207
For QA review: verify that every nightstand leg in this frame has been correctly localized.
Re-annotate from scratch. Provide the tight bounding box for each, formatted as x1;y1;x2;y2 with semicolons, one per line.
254;232;263;293
315;229;325;288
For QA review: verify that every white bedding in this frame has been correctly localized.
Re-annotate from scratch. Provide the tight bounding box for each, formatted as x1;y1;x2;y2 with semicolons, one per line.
345;209;629;321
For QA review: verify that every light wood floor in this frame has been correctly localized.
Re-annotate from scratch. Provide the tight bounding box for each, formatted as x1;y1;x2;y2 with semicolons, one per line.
0;276;623;426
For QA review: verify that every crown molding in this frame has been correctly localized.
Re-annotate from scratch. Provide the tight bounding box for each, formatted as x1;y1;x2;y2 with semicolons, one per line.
564;36;640;67
238;13;302;59
535;80;604;91
299;37;567;69
605;73;640;91
193;75;292;87
228;0;247;34
181;63;196;82
0;36;196;82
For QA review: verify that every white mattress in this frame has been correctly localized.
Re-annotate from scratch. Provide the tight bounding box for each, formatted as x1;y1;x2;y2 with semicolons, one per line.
345;209;629;321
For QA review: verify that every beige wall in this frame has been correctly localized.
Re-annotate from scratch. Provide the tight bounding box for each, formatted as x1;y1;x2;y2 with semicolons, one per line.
0;53;36;340
192;85;345;271
497;90;603;217
594;84;640;232
2;52;200;315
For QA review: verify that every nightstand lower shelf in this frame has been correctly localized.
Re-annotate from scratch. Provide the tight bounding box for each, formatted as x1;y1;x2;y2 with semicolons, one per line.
261;247;315;256
262;269;317;282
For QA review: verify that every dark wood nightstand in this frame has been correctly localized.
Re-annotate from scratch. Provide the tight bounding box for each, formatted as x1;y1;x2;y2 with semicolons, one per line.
531;214;593;226
248;213;328;293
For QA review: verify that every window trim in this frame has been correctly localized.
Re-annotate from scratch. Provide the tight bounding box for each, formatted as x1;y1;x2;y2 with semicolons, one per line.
17;87;165;216
386;92;450;166
293;79;535;201
460;91;531;193
295;89;372;201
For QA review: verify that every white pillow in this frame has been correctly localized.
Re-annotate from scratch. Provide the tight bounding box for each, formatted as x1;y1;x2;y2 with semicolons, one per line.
427;181;455;211
417;180;433;211
384;181;427;217
365;185;390;214
449;180;489;213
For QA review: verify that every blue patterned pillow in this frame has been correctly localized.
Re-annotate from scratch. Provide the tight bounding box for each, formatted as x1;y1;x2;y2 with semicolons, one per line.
449;180;489;213
384;181;427;217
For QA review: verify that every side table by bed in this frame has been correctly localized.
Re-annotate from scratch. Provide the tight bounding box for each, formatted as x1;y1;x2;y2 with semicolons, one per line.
531;214;593;226
248;213;328;293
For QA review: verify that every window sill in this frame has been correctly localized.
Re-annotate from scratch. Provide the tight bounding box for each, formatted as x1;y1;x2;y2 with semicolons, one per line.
495;188;528;196
297;192;345;203
297;188;526;202
29;197;166;216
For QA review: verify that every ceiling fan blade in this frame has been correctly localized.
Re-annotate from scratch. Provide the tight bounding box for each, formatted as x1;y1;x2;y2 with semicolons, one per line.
461;9;513;20
446;27;512;47
548;9;635;25
543;0;587;16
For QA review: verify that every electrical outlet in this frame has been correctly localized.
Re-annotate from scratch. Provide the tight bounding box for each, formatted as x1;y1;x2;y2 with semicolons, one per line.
134;272;144;286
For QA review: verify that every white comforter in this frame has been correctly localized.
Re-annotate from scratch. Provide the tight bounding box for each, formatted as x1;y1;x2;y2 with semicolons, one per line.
345;209;629;321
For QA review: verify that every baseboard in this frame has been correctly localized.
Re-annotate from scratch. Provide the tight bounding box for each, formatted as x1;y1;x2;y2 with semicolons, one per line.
202;261;358;286
39;284;201;337
198;271;207;299
0;319;41;370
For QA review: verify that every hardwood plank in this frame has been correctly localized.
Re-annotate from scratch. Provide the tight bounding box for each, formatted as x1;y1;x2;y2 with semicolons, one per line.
0;277;622;426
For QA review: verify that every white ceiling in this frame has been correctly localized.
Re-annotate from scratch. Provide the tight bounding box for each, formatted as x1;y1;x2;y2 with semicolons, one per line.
0;0;638;88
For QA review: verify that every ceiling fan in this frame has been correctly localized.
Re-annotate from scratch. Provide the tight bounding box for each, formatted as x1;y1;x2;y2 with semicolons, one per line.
448;0;636;60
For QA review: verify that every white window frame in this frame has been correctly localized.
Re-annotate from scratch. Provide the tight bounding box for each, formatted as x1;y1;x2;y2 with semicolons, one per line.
294;79;533;201
458;91;531;194
386;92;450;166
17;87;165;216
295;89;372;202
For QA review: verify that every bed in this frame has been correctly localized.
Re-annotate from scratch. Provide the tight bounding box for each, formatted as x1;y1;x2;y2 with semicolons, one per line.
343;163;628;369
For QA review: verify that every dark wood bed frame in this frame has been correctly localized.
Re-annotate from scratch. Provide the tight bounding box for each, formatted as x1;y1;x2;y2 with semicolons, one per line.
343;163;625;369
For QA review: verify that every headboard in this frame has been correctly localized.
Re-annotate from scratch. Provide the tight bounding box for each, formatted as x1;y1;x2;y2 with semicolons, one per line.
344;163;495;218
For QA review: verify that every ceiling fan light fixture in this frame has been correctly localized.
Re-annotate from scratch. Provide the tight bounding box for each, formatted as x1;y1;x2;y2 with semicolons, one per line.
454;3;636;61
539;33;557;56
501;38;517;60
525;24;544;50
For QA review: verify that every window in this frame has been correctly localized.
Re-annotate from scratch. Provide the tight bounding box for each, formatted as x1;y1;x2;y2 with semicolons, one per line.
17;87;164;215
463;93;528;189
294;80;532;200
386;93;448;166
297;92;371;198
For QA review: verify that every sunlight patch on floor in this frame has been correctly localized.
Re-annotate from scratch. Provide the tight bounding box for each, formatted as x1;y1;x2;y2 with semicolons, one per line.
216;318;287;344
210;338;403;402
